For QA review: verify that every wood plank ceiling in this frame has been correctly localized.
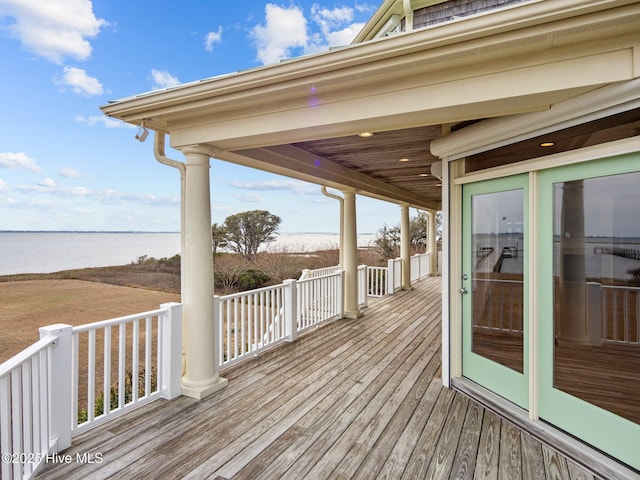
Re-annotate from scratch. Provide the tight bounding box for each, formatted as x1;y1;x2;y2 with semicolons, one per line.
291;125;444;208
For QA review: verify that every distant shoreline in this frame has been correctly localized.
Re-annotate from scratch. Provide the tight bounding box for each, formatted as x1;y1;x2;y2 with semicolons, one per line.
0;232;374;276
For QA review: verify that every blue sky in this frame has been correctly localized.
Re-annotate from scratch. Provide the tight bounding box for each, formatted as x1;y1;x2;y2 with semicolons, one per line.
0;0;414;234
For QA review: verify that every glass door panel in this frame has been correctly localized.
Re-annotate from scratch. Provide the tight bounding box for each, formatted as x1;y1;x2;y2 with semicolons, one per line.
539;155;640;471
462;175;528;409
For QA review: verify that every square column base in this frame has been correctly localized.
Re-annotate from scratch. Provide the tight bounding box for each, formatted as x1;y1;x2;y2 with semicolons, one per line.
181;376;228;400
343;309;364;319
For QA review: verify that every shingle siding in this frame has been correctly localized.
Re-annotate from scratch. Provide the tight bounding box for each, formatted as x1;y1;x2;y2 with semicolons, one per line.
413;0;529;29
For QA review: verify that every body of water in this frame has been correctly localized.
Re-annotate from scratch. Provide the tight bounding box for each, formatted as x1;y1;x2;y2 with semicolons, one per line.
473;234;640;282
0;232;376;276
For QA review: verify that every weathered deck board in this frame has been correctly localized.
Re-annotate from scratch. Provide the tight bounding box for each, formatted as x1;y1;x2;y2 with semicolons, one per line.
36;277;601;480
474;410;502;480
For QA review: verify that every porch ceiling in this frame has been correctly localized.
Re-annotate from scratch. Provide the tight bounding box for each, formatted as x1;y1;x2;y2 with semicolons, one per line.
290;126;444;207
225;125;448;210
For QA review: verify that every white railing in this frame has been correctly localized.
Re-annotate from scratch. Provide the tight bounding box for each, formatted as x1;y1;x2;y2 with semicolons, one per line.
357;265;368;307
0;304;182;479
472;278;524;334
218;272;344;369
299;265;341;280
301;258;433;302
298;272;343;333
366;266;388;297
410;253;431;282
0;333;58;480
586;282;640;347
386;258;402;294
217;284;288;368
71;304;182;435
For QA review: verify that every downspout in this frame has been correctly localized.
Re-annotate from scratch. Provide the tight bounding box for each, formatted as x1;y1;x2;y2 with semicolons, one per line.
154;133;186;295
153;132;187;374
321;186;344;269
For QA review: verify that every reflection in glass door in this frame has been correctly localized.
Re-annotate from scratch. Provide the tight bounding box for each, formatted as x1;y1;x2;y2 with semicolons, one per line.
539;159;640;471
462;175;528;409
552;173;640;424
471;189;524;373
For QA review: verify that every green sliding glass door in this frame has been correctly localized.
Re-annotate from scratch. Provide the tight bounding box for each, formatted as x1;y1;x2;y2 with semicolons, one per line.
462;174;528;409
537;154;640;471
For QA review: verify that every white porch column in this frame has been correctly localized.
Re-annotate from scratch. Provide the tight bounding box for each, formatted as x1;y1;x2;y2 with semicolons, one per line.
400;203;412;290
181;147;227;399
428;209;438;275
342;189;362;318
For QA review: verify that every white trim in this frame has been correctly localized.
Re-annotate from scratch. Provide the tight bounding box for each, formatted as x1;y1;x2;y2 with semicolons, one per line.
431;77;640;160
527;171;539;421
440;158;451;387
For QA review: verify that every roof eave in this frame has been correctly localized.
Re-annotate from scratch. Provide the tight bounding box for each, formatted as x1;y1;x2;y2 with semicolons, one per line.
100;0;640;132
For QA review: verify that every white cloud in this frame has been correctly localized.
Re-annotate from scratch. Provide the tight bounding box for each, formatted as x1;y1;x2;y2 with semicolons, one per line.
325;23;365;46
95;189;178;206
204;26;223;52
75;115;133;129
234;193;265;203
309;5;364;50
151;69;180;90
59;167;90;178
251;4;308;64
17;178;92;197
14;179;176;206
0;179;10;192
312;5;354;33
56;66;103;96
250;4;367;65
229;179;317;195
0;152;42;172
0;0;107;64
38;177;56;188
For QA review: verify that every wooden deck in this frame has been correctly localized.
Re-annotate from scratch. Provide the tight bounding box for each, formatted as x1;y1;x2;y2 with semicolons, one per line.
37;277;599;479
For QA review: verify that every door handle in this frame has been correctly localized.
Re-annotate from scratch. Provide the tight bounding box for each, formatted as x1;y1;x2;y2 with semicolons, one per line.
460;287;469;295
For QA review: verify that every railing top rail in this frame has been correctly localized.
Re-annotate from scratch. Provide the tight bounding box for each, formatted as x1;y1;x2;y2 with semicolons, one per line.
72;308;166;333
594;283;640;292
474;278;523;285
218;282;286;300
298;271;342;285
0;336;57;378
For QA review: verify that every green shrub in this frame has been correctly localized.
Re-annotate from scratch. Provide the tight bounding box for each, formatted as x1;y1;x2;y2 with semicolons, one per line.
237;269;270;291
77;367;157;424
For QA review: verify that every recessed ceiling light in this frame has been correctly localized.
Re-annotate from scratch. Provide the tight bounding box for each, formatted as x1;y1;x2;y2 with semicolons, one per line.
540;142;555;147
436;183;442;187
419;173;429;177
399;158;410;162
358;132;374;138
